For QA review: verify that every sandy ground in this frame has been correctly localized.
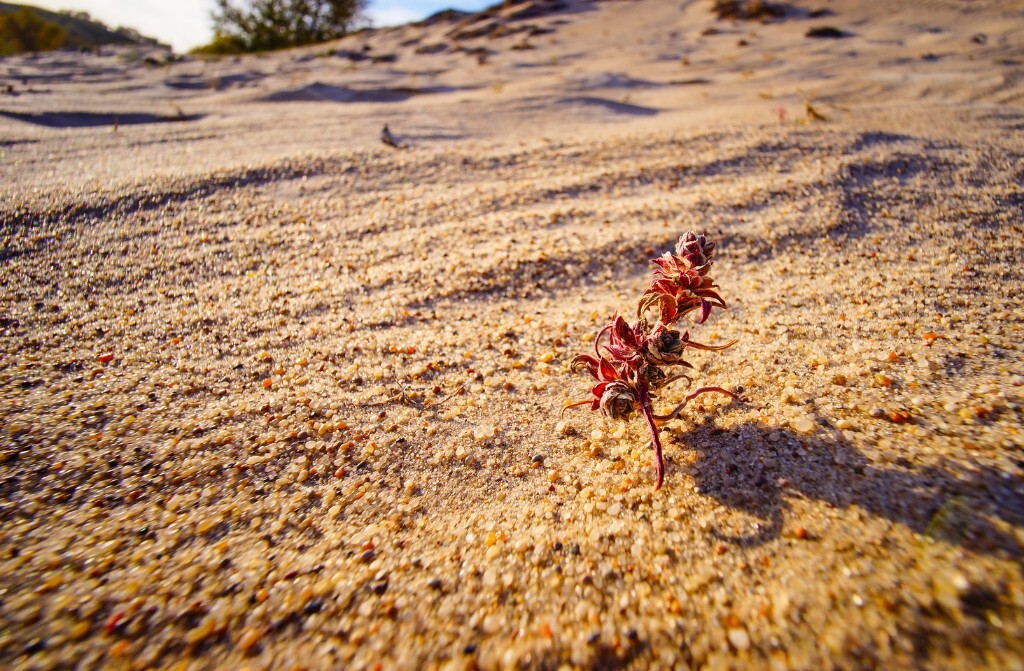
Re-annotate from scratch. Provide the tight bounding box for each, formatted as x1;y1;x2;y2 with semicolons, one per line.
1;0;1023;669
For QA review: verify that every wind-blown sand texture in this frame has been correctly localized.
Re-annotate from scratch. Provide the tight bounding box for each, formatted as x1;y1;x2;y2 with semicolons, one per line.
1;0;1023;669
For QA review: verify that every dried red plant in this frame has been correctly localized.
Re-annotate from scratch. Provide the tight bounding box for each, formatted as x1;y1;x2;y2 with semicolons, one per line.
565;232;739;490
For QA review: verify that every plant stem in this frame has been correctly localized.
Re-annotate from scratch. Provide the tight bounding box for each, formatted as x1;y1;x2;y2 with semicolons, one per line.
640;402;664;491
652;386;738;423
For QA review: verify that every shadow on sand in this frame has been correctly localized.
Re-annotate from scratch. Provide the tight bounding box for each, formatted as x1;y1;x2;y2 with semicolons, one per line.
0;111;204;128
555;96;659;116
257;82;480;104
667;414;1022;559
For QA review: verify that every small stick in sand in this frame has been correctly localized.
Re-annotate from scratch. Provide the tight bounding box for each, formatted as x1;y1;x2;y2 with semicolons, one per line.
381;124;403;149
805;100;827;122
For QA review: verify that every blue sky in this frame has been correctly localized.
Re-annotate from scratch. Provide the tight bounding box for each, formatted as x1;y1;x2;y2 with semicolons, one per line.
27;0;493;52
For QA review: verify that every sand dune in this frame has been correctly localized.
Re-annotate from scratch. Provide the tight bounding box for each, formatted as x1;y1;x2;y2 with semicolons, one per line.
1;1;1023;669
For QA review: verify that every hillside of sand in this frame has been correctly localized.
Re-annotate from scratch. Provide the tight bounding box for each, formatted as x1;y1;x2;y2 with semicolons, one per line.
1;1;1023;669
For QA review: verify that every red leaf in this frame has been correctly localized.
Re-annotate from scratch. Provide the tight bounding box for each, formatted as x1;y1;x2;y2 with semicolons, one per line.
697;288;727;308
571;354;600;378
698;298;712;323
659;295;678;323
651;279;675;294
612;315;631;340
650;257;673;271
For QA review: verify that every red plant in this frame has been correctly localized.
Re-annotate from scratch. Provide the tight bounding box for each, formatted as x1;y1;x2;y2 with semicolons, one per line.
565;232;739;490
638;231;727;324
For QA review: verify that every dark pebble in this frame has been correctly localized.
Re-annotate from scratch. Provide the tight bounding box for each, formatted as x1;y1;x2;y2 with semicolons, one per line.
587;632;601;645
806;26;850;39
23;638;46;654
304;599;323;615
427;577;443;590
463;643;477;654
531;454;544;464
359;550;375;563
553;541;563;552
570;543;580;555
626;628;639;640
371;580;388;595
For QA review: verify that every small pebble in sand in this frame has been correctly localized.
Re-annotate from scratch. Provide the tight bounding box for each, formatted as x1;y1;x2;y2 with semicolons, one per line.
727;627;751;651
933;571;970;611
793;417;815;434
887;410;911;423
237;628;261;653
69;622;91;641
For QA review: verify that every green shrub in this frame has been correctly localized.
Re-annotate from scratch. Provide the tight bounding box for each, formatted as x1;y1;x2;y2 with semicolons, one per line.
195;0;365;54
0;8;66;56
190;33;247;55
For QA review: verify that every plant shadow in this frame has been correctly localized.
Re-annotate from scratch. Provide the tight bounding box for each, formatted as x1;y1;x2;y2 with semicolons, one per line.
668;417;1023;559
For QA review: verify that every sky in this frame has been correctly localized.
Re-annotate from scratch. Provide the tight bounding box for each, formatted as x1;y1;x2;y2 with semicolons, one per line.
25;0;493;52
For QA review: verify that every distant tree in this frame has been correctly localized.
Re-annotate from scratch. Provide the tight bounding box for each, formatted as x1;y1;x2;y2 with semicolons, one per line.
62;11;94;23
206;0;365;53
0;8;66;55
